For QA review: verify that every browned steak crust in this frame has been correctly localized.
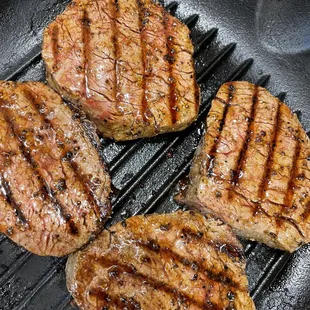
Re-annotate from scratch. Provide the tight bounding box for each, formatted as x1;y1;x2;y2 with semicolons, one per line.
0;81;111;256
179;81;310;252
42;0;199;141
66;211;255;309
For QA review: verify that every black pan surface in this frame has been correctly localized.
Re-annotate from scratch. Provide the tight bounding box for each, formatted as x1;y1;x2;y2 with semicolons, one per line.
0;0;309;309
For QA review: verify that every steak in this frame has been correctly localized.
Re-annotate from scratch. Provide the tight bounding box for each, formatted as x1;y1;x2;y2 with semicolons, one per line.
66;210;255;309
0;81;111;256
42;0;199;141
178;81;310;252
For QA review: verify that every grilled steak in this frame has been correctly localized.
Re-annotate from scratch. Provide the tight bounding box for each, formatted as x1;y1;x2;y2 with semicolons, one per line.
0;81;111;256
42;0;199;141
178;81;310;252
66;210;255;309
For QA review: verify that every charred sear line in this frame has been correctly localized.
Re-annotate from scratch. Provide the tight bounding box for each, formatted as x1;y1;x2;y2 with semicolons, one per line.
276;215;305;238
0;173;27;226
88;287;141;310
214;96;228;106
23;87;103;228
22;88;51;127
284;141;301;208
81;8;91;98
207;85;234;177
42;178;79;236
0;97;79;235
260;101;281;201
137;0;148;123
231;188;270;218
112;0;119;112
94;257;216;309
163;11;178;124
136;238;242;289
231;85;258;187
69;161;103;220
51;24;59;71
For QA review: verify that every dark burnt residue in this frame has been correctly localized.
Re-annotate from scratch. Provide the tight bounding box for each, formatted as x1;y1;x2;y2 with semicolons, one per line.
56;178;67;191
160;223;172;231
62;151;73;162
147;239;160;252
180;227;203;242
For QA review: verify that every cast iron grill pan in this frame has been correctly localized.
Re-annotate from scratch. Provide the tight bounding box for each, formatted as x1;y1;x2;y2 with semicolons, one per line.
0;0;309;309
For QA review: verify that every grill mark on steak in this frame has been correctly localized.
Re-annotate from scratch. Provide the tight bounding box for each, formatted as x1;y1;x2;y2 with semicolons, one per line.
67;211;254;309
153;226;243;261
113;0;120;113
231;85;258;186
81;8;91;99
43;0;198;140
276;215;305;238
88;287;142;310
94;257;220;309
230;188;271;218
284;140;301;208
51;24;59;71
69;161;103;220
0;100;79;235
260;100;281;201
207;85;234;177
0;173;27;226
136;239;243;290
137;1;148;123
163;10;178;124
22;86;102;222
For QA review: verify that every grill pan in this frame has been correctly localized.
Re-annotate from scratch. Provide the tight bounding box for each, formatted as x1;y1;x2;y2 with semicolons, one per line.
0;0;309;309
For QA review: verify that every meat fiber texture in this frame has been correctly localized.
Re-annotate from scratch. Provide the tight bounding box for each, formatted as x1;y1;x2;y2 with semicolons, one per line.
179;81;310;253
67;211;255;309
0;81;111;256
42;0;200;141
